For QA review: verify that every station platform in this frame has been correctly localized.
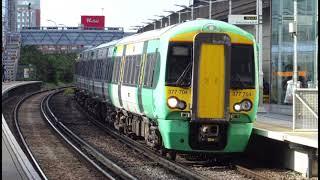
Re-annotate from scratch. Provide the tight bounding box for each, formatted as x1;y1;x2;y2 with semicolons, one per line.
253;112;318;177
254;113;318;149
2;81;42;180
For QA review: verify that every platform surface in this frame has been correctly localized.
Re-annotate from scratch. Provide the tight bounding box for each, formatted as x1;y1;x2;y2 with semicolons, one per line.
254;112;318;149
2;81;42;180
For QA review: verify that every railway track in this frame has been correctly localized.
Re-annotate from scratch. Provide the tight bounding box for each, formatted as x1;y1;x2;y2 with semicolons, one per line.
42;89;137;179
13;89;133;179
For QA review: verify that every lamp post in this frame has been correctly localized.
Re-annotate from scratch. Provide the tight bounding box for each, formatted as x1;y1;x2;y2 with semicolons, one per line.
58;23;67;30
198;0;212;19
198;0;229;19
47;19;57;27
147;19;157;29
28;3;31;27
130;25;143;32
155;15;166;27
164;10;175;25
175;4;193;20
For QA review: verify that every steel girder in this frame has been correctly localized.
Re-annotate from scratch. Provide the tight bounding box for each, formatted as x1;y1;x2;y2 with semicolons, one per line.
20;29;125;46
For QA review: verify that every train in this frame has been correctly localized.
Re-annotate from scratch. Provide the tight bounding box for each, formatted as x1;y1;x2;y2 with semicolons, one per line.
74;19;259;160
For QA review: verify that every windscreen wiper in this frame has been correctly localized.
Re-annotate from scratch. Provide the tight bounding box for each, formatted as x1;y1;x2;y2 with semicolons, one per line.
176;63;192;86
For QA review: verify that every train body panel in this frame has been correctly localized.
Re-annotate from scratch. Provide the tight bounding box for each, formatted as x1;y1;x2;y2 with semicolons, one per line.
74;19;259;154
158;119;253;152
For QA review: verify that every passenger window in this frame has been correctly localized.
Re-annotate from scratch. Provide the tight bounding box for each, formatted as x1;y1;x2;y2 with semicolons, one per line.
143;50;158;88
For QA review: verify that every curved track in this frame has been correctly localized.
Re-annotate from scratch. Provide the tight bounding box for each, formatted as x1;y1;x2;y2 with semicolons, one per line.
14;89;110;179
42;89;138;179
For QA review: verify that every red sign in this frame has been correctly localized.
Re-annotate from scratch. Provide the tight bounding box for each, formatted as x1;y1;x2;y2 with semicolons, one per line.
81;16;105;29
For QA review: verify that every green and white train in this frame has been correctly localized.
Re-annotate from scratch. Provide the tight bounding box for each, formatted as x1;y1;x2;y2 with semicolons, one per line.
74;19;259;160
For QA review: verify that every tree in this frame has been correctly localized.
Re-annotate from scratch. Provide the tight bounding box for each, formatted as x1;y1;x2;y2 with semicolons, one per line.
19;45;76;84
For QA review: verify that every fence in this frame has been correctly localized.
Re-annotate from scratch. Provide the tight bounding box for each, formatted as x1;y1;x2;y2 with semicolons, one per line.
293;88;318;131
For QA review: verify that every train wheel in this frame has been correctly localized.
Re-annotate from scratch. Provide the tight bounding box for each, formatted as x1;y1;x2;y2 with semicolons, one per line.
167;151;177;161
159;147;167;157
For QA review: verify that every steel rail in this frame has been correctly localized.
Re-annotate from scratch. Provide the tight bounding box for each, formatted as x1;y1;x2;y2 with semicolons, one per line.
235;165;271;180
13;89;51;180
75;101;211;180
42;89;137;180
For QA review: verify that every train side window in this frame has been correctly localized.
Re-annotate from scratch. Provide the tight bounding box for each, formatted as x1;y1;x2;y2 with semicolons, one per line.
100;61;103;80
98;59;101;79
112;58;117;83
84;61;87;77
98;61;103;80
143;56;150;87
94;60;99;79
112;57;121;83
106;57;113;83
143;51;158;88
125;57;131;85
131;56;135;85
88;61;92;78
123;56;129;84
129;56;135;85
134;55;141;85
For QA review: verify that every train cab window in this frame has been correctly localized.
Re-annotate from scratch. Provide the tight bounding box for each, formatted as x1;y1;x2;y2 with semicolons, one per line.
165;43;192;87
230;44;255;89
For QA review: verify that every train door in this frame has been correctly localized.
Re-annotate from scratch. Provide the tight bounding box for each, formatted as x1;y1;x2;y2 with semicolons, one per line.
191;33;231;122
118;45;126;107
137;41;148;114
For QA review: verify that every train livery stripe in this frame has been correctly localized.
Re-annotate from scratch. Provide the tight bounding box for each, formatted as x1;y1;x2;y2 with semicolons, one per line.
197;44;225;118
170;31;253;45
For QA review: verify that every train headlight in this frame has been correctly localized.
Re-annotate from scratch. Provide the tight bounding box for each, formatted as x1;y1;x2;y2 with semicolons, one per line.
233;100;252;112
234;103;241;112
167;97;178;108
167;97;187;110
241;100;252;111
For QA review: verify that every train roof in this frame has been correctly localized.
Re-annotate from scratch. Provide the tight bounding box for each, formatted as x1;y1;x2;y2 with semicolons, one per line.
80;19;254;54
117;19;254;44
94;39;121;49
116;24;177;44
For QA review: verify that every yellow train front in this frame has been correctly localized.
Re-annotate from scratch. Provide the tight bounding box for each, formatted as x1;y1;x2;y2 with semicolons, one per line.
154;20;259;156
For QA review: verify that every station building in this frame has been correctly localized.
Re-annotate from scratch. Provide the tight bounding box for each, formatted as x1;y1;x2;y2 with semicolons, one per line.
140;0;318;116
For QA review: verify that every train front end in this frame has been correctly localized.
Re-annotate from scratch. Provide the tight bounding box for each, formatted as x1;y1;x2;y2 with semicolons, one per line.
159;20;258;153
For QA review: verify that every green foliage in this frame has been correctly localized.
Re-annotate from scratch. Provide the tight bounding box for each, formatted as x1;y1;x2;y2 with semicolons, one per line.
63;88;75;96
19;45;76;84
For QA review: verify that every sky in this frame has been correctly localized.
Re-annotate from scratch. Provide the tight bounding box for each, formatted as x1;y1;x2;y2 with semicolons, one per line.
41;0;191;31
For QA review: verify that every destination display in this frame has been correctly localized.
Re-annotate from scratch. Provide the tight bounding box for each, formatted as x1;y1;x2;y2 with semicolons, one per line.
228;15;258;25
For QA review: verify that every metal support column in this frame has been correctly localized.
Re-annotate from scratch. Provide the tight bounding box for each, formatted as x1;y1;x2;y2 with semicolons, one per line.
293;0;298;88
191;6;194;20
209;1;212;19
229;0;232;15
257;0;264;111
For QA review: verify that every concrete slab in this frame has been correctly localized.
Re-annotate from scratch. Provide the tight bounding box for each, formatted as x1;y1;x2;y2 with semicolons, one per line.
2;81;42;180
253;112;318;177
254;113;318;149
